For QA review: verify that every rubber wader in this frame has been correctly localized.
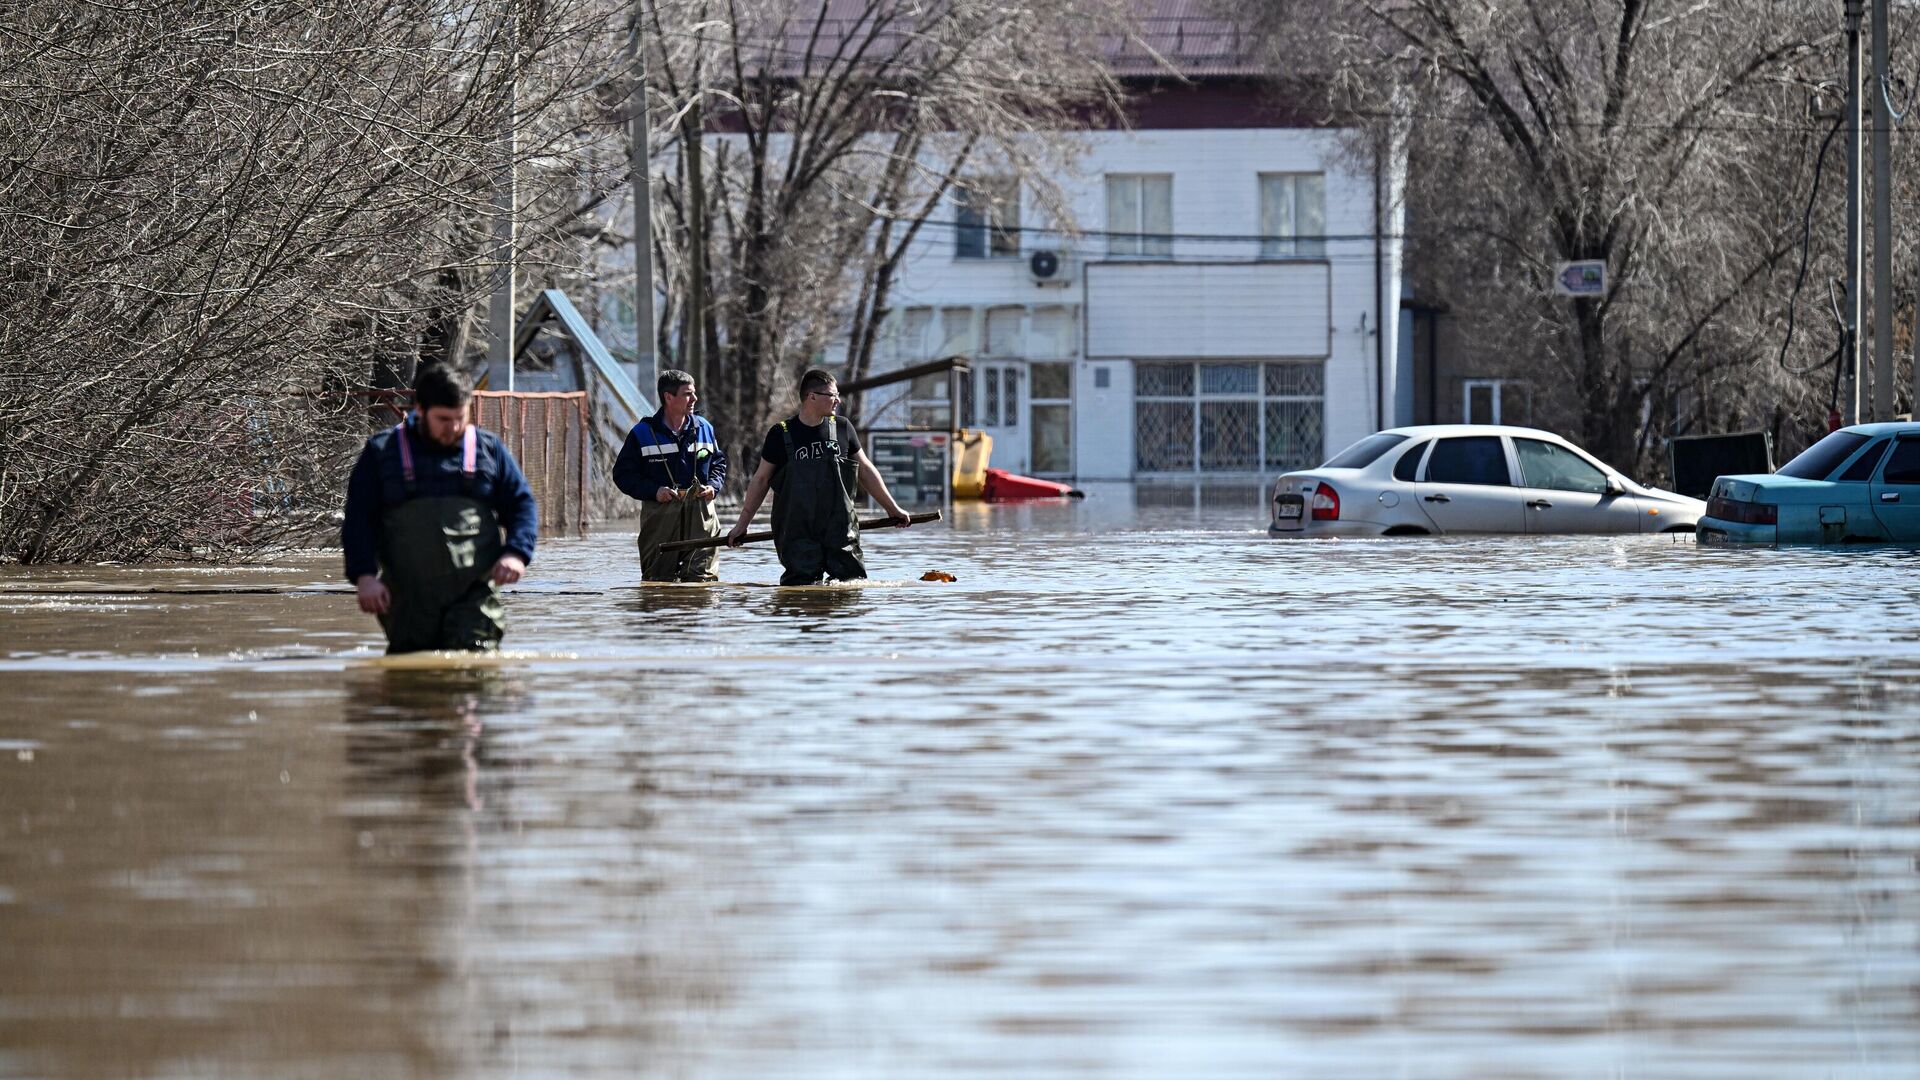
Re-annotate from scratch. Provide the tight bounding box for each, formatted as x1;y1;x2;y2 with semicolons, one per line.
771;416;864;586
637;492;719;582
377;424;506;654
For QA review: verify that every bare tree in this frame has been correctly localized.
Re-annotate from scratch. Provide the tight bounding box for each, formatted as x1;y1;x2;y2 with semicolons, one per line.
638;0;1127;474
1241;0;1909;475
0;0;626;563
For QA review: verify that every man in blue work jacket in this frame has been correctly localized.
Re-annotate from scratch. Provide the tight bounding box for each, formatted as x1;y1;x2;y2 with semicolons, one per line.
613;369;728;581
342;365;539;653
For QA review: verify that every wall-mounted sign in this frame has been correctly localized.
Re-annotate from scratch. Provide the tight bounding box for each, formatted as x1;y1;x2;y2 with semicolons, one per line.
1553;260;1607;297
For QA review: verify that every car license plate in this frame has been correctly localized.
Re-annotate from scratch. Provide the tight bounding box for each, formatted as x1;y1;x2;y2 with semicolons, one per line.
1274;494;1305;529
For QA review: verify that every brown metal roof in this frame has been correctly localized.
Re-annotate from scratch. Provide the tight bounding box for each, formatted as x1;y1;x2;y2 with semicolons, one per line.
1106;0;1268;77
734;0;1270;80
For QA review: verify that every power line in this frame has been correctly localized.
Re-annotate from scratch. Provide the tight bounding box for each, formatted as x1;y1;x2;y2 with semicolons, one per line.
906;216;1406;245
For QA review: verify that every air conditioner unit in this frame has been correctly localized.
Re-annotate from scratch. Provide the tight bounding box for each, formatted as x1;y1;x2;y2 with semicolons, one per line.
1027;248;1074;286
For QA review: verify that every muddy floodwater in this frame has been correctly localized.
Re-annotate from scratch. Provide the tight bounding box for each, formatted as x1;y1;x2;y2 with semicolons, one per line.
3;493;1918;1078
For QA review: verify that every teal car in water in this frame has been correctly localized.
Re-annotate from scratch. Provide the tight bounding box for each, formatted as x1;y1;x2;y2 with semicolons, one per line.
1698;422;1920;544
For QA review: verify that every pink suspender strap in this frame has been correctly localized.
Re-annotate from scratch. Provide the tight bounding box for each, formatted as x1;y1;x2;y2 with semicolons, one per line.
393;421;479;490
394;421;414;486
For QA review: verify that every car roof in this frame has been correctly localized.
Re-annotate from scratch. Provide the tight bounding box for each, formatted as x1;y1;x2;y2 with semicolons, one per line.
1376;424;1573;440
1841;422;1920;436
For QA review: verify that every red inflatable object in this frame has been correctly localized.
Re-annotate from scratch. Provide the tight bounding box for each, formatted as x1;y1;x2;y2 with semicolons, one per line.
983;468;1078;501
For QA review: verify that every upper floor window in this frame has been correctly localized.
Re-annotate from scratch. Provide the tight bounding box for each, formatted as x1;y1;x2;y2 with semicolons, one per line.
1259;173;1326;258
1464;378;1529;425
1106;174;1172;259
954;178;1019;259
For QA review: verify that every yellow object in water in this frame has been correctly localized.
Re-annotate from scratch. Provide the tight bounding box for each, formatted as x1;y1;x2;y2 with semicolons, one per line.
951;428;992;499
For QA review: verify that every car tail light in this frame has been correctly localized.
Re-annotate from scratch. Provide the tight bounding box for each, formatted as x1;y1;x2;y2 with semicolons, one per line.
1706;495;1776;525
1311;482;1340;521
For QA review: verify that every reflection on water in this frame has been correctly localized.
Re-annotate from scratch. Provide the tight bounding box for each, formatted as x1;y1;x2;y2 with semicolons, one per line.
2;505;1919;1078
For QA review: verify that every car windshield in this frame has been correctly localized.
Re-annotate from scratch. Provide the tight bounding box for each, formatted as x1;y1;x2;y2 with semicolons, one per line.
1321;433;1407;469
1777;431;1871;480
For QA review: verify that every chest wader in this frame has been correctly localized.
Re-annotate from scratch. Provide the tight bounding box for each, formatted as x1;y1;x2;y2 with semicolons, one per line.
637;432;720;582
770;416;864;586
378;424;507;654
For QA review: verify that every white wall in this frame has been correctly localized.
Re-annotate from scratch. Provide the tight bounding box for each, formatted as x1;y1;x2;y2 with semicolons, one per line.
1074;359;1133;480
1085;263;1330;359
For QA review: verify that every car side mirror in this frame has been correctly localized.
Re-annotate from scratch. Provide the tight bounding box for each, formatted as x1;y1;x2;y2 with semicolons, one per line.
1604;475;1625;496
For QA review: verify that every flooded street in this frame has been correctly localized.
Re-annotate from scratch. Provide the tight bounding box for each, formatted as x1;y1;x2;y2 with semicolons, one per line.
3;494;1918;1078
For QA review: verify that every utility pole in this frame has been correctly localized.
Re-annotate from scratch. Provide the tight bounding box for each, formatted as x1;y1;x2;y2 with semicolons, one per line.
682;95;708;393
489;7;519;391
1871;0;1894;421
1844;0;1865;424
629;2;657;397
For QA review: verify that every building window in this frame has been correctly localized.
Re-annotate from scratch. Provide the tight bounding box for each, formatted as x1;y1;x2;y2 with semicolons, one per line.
978;366;1020;427
908;372;951;429
1463;379;1530;425
1259;173;1326;258
1106;174;1173;259
1134;361;1325;474
954;178;1019;259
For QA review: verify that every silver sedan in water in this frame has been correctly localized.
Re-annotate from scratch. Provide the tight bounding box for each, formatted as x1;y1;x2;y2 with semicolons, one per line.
1268;424;1704;537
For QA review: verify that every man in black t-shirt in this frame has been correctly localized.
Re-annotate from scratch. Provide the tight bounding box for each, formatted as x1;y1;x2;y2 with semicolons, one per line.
727;369;913;584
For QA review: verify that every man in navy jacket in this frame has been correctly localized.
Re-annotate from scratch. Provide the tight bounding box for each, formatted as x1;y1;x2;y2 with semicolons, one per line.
342;365;538;653
613;369;728;581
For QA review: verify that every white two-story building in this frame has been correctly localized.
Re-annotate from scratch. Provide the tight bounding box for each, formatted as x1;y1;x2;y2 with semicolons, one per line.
858;15;1407;488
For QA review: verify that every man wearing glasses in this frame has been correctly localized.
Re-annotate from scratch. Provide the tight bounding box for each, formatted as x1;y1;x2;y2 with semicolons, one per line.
613;369;728;581
727;368;912;585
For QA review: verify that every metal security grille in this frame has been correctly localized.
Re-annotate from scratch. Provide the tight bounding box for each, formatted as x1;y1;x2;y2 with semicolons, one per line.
1135;400;1194;472
472;392;591;536
1264;400;1324;470
1135;361;1324;474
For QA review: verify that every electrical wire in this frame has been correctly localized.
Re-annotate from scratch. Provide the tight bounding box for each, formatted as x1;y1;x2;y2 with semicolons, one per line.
1883;73;1916;123
900;216;1405;245
1776;113;1845;377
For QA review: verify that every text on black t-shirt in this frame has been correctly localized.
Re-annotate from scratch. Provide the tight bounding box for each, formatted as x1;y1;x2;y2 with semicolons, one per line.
760;415;862;470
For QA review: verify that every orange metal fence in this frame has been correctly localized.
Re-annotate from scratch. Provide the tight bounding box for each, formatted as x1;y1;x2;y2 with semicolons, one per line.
472;392;590;537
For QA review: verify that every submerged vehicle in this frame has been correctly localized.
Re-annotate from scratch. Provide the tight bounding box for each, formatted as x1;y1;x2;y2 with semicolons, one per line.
1697;422;1920;545
1268;425;1703;537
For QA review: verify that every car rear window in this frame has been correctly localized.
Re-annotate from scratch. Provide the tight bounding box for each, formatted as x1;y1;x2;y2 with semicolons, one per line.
1836;438;1891;482
1322;433;1407;469
1778;431;1870;479
1425;436;1511;486
1882;439;1920;485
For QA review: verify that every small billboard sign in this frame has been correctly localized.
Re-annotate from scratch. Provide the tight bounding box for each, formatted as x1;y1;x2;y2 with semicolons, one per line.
866;430;951;507
1553;260;1606;297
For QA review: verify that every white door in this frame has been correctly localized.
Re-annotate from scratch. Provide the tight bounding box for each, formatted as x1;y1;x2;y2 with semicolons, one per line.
975;362;1026;473
1413;434;1525;533
1028;361;1073;477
